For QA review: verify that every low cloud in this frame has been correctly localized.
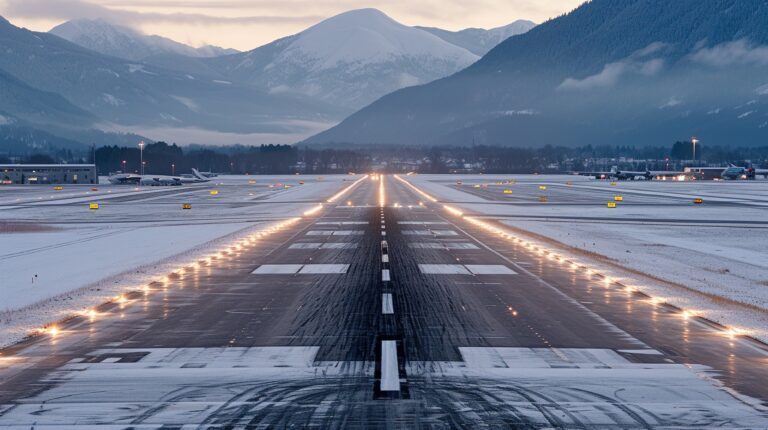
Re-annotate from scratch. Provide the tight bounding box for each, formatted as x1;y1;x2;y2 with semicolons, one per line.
1;0;322;27
558;42;668;91
690;39;768;67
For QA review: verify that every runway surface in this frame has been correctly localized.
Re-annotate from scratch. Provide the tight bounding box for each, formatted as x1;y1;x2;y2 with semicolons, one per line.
0;176;767;428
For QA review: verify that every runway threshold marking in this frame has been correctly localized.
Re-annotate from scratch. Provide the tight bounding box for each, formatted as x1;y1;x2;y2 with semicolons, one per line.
382;294;394;314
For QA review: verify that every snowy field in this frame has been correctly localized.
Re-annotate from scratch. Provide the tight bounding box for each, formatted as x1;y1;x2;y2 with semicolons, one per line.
0;175;360;346
407;174;768;340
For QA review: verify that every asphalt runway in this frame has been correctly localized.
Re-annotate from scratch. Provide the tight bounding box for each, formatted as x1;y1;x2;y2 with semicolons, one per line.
0;176;767;428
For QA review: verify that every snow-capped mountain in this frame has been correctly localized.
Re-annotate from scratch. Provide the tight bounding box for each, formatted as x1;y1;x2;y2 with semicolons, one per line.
306;0;768;147
50;19;238;62
416;20;536;56
208;9;480;110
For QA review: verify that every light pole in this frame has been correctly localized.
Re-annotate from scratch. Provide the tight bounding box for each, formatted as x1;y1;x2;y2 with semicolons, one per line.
171;163;175;176
121;160;126;173
138;141;145;175
691;137;699;163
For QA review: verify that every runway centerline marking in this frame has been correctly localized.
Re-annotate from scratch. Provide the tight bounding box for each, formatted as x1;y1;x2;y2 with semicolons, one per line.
382;269;391;282
380;340;400;391
382;294;394;314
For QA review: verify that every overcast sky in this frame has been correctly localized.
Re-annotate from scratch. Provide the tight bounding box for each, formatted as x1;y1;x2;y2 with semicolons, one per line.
0;0;584;51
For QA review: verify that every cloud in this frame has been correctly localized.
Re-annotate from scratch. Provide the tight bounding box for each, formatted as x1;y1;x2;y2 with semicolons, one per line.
690;39;768;67
558;43;668;91
659;96;682;109
1;0;323;26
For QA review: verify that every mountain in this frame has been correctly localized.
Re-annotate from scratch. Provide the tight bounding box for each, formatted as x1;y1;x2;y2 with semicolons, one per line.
306;0;768;147
207;9;479;110
0;66;95;128
50;19;238;61
416;20;536;56
0;16;341;142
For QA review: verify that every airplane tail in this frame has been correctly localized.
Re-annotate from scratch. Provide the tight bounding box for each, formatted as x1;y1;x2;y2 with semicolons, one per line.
191;168;210;182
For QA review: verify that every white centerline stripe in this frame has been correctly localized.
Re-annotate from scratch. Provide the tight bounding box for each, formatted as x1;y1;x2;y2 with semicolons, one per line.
380;340;400;391
382;293;394;314
382;269;391;282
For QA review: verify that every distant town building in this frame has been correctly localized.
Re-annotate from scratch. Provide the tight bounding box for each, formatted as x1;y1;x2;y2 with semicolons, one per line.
0;164;98;185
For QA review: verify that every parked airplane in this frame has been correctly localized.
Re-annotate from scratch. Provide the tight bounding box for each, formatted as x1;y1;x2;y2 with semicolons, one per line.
720;165;768;180
108;168;211;186
579;166;680;180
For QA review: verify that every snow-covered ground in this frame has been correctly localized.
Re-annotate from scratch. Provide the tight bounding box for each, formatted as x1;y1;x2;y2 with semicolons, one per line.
0;175;360;347
407;174;768;340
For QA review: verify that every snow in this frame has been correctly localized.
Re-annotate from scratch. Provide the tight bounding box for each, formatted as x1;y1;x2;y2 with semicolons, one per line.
0;346;762;427
406;174;768;341
281;9;478;70
0;175;361;347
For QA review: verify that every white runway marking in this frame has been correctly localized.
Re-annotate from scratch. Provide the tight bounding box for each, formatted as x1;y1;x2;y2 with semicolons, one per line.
418;264;516;275
1;347;764;427
380;341;400;391
288;243;357;249
306;230;364;236
402;230;458;236
382;293;394;314
382;254;389;263
299;264;350;274
465;265;517;275
409;242;479;250
398;221;449;225
252;264;349;274
382;269;391;281
315;221;368;225
418;264;472;275
251;264;304;274
382;231;386;236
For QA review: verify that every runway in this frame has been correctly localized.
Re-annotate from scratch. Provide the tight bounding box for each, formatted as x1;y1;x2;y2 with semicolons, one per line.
0;176;766;428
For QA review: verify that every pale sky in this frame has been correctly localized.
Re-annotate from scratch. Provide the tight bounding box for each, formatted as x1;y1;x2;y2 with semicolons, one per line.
0;0;584;51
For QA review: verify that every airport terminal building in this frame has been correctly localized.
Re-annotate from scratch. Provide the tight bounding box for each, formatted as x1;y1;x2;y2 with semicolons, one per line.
0;164;98;185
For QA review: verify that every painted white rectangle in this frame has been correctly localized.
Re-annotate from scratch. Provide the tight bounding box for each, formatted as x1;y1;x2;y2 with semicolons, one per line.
380;340;400;391
316;221;368;225
382;293;394;314
334;230;364;236
465;265;517;275
321;243;357;249
251;264;303;274
402;230;458;236
418;264;471;275
289;243;324;249
382;254;389;263
409;242;479;250
298;264;349;274
432;230;459;236
398;221;449;225
381;231;387;236
306;231;333;236
402;230;432;235
382;269;391;281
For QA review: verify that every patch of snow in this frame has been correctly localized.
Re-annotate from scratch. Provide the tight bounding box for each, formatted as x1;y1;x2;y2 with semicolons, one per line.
738;110;755;119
